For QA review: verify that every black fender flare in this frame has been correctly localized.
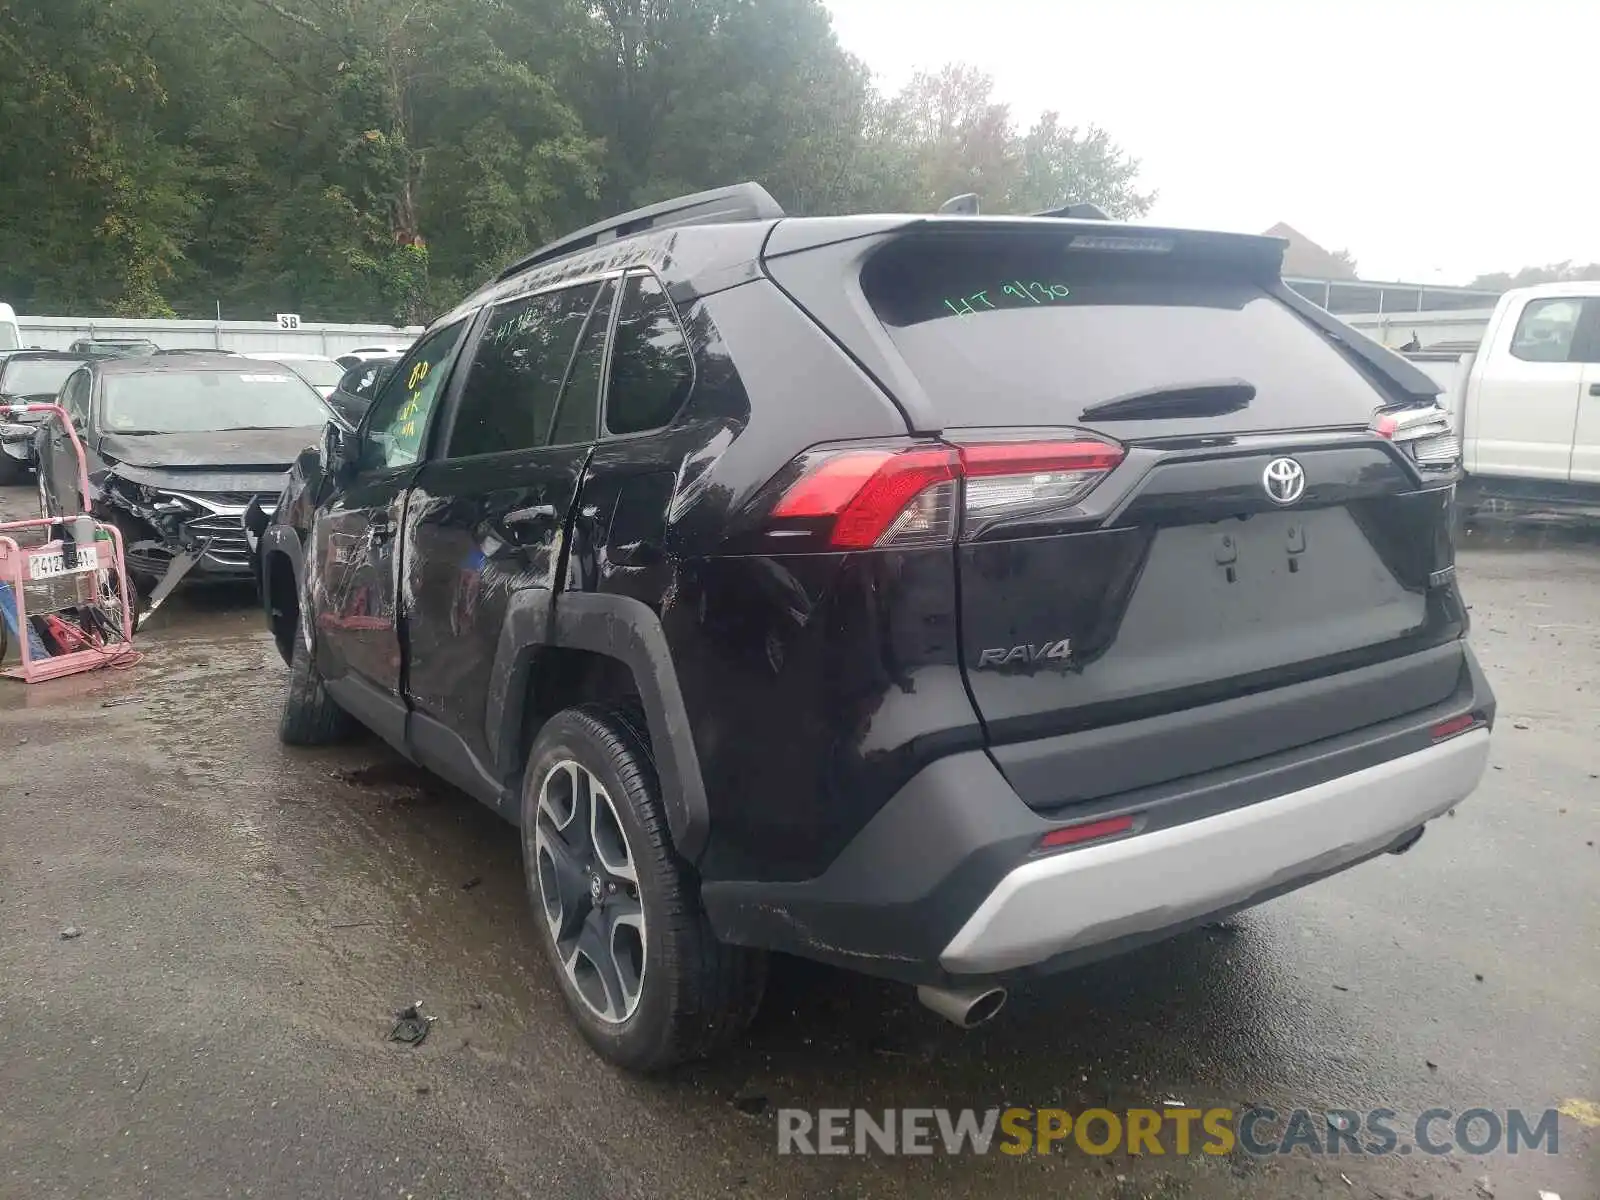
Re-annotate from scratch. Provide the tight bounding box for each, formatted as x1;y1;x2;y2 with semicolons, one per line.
259;526;306;661
487;590;710;863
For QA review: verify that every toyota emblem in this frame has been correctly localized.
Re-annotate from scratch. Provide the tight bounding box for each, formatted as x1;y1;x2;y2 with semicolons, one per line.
1262;458;1306;505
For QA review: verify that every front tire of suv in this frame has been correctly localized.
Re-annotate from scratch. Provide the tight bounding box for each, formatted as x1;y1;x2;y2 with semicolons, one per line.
522;704;766;1073
278;628;356;746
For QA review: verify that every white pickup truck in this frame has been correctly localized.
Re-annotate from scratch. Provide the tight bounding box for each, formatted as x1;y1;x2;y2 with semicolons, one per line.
1402;281;1600;521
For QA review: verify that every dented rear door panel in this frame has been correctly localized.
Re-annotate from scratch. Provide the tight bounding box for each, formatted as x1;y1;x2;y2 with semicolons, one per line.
309;464;412;694
402;446;592;768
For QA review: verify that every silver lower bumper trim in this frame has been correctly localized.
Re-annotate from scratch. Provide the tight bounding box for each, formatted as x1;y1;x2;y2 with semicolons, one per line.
939;729;1491;975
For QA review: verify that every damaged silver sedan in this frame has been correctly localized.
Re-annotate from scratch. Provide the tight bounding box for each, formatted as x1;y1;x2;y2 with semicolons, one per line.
35;354;329;620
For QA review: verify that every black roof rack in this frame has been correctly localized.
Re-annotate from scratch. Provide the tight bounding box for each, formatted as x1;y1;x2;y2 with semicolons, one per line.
497;182;786;281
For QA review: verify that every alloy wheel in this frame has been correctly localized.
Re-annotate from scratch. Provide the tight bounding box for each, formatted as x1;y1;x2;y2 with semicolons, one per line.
533;759;647;1024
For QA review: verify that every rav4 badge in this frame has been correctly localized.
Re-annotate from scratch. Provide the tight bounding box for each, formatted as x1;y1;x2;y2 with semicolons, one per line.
977;638;1073;668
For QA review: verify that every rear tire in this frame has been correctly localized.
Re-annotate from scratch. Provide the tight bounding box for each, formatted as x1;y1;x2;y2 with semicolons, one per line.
278;629;356;745
522;704;766;1072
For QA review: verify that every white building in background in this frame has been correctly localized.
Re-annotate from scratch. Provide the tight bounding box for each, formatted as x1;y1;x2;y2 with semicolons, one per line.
14;314;421;357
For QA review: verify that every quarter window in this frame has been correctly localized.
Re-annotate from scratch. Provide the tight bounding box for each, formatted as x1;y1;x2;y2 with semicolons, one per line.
548;281;615;447
1510;297;1583;363
448;283;600;458
605;272;693;436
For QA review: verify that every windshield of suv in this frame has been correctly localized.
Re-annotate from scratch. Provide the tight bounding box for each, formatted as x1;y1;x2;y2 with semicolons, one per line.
0;358;85;396
102;370;329;433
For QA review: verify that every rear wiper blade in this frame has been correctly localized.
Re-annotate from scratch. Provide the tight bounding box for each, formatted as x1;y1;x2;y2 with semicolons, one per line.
1079;379;1256;422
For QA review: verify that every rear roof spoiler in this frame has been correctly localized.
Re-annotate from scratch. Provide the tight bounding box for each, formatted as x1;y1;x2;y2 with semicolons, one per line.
763;212;1288;267
497;182;785;281
1272;284;1443;402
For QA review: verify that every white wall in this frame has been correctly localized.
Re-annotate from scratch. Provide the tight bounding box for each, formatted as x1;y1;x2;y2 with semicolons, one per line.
18;315;423;357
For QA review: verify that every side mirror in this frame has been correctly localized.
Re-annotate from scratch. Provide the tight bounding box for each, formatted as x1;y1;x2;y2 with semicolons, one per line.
322;419;359;480
328;392;371;433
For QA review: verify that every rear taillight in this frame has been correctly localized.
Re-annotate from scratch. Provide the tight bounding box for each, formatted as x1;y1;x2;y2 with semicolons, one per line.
1371;404;1460;473
961;442;1125;536
768;438;1124;549
771;447;958;549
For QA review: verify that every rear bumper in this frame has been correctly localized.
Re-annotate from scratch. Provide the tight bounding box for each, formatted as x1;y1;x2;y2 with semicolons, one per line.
701;644;1494;986
941;728;1487;974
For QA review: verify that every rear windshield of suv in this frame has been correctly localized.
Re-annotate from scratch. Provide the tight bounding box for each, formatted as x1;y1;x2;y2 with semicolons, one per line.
860;232;1382;426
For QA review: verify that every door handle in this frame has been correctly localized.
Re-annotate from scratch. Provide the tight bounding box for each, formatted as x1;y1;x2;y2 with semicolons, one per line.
503;504;558;528
1589;383;1600;397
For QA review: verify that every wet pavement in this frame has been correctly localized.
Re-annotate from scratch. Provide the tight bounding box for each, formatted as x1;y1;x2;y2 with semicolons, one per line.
1;484;1596;1200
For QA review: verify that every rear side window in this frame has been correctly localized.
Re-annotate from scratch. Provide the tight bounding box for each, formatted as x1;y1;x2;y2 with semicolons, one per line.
860;234;1384;425
449;283;600;458
1510;296;1592;363
605;272;693;435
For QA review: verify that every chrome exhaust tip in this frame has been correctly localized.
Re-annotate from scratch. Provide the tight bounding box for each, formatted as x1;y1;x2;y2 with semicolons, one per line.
916;983;1008;1029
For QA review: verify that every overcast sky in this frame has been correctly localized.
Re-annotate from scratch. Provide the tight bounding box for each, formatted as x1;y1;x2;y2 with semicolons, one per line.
824;0;1599;284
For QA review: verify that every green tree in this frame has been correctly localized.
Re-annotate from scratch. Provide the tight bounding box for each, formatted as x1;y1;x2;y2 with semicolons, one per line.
0;0;1156;323
1006;113;1155;218
232;0;600;322
1470;261;1600;290
854;67;1154;218
0;0;200;314
582;0;872;215
862;65;1014;211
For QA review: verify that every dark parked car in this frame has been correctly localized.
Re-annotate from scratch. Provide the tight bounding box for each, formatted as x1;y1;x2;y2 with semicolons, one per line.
0;350;87;483
323;354;401;431
334;345;410;371
38;354;329;596
254;183;1495;1071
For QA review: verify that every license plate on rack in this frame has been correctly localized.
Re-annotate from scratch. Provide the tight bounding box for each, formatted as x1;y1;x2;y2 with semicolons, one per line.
28;544;101;580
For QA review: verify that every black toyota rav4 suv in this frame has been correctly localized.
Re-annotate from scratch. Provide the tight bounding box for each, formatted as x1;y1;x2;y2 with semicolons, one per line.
254;183;1494;1071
